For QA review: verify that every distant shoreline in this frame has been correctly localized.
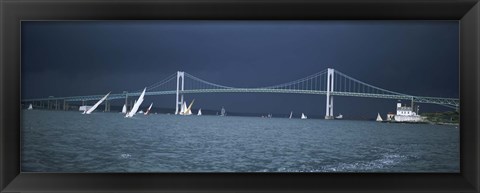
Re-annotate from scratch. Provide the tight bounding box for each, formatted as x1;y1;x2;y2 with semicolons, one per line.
429;122;459;126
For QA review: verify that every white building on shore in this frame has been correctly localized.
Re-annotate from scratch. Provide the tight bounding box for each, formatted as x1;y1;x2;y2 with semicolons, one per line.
393;103;426;122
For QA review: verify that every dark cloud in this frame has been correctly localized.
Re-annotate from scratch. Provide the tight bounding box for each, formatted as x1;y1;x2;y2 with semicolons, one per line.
21;21;459;117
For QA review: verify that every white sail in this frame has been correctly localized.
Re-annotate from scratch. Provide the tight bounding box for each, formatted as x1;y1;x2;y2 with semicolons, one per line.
289;111;292;119
301;113;307;119
185;99;194;115
180;102;188;115
220;107;226;116
336;114;343;119
125;88;146;118
144;103;153;115
180;102;187;114
197;109;202;116
84;92;111;114
28;104;33;110
122;104;127;113
180;100;195;115
376;113;383;122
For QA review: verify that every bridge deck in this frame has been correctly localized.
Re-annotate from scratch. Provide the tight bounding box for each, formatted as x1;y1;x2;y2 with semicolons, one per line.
21;88;459;108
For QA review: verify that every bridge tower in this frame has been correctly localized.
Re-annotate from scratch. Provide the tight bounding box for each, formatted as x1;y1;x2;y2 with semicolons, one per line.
175;71;185;114
325;68;334;119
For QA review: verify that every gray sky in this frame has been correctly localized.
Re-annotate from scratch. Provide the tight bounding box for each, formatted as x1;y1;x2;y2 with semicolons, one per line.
21;21;459;118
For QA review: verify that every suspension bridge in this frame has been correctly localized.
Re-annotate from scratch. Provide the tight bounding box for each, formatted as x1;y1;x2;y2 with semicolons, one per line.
21;68;459;119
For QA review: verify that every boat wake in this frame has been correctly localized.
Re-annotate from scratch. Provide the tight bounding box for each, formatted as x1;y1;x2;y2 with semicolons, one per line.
320;153;407;172
258;153;408;172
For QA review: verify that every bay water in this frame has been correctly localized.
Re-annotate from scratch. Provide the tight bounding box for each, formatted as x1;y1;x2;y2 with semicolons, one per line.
21;110;459;172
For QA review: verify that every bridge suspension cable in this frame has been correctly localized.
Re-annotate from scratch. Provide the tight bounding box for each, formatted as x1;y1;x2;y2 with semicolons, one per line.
333;69;458;108
183;72;234;90
133;73;177;93
333;70;406;96
261;69;328;90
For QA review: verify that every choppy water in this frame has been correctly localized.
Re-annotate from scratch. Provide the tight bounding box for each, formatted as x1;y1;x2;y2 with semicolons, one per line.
21;110;459;172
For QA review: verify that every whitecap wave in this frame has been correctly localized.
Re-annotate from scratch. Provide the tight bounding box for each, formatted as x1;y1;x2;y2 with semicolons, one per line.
321;153;408;172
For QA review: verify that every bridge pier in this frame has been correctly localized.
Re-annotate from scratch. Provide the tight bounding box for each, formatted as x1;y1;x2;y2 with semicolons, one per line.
175;71;185;114
325;68;334;119
65;101;69;111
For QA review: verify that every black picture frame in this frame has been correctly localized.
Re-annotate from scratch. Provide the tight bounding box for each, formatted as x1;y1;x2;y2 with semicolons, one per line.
1;0;479;192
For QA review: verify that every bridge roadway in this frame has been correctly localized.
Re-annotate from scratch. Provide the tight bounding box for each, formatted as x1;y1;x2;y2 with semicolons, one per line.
21;88;459;108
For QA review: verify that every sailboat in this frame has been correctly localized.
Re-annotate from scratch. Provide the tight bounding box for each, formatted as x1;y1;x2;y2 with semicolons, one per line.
186;99;195;115
336;114;343;119
220;107;226;116
376;113;383;122
301;113;307;120
289;111;293;119
179;99;195;115
27;104;33;110
83;92;111;114
121;104;127;114
180;101;186;115
144;103;153;115
125;88;146;118
197;109;202;116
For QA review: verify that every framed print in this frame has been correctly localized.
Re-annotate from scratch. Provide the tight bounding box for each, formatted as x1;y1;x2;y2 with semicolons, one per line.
1;0;479;192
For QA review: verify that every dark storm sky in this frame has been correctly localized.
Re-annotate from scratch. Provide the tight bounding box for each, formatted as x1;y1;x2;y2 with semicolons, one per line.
21;21;459;118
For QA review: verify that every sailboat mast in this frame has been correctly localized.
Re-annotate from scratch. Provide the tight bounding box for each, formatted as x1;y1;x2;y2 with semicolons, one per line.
124;92;128;110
